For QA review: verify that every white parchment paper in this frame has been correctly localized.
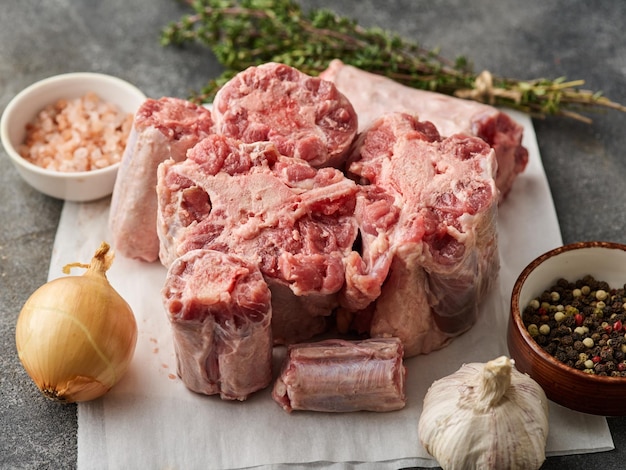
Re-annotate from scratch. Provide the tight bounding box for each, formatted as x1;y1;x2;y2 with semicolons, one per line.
46;111;613;469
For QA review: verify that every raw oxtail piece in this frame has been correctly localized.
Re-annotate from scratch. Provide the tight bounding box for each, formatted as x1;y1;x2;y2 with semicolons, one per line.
320;59;528;201
156;134;360;345
162;248;272;400
344;112;499;356
109;97;214;262
212;62;359;169
272;337;406;412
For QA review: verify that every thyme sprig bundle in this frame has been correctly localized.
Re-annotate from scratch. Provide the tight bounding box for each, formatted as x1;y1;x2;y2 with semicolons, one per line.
161;0;626;122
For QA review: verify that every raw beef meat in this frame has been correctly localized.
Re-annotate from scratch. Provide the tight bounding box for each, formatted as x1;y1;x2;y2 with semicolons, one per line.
272;338;406;412
161;248;272;400
344;112;499;356
212;62;358;169
153;63;502;365
109;97;214;262
320;59;528;200
156;134;360;344
272;337;406;413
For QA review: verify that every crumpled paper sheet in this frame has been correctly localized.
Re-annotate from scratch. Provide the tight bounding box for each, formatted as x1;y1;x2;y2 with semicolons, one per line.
46;111;613;470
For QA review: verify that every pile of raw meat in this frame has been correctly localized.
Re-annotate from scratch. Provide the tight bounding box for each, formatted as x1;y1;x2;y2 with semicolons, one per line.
109;61;527;409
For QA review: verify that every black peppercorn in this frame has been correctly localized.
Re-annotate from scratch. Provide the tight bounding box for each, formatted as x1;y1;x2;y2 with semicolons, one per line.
524;276;626;375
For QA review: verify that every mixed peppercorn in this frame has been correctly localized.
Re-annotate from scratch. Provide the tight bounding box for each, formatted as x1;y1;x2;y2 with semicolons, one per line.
522;275;626;376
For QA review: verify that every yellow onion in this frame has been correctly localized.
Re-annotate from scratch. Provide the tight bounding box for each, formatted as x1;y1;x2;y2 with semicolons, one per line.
15;241;137;402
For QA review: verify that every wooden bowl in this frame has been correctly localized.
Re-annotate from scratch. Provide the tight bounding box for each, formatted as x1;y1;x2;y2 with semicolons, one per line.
508;241;626;416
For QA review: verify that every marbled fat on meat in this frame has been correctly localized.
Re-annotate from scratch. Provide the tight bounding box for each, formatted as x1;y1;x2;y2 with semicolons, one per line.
157;134;360;344
344;113;499;356
109;97;214;262
213;62;358;169
162;249;273;400
320;59;528;201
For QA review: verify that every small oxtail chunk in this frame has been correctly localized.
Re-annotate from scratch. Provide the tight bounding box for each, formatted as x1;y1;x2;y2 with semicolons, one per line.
272;337;406;412
162;249;273;401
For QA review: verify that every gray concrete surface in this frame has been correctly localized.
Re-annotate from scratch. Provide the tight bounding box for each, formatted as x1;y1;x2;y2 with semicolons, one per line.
1;1;626;468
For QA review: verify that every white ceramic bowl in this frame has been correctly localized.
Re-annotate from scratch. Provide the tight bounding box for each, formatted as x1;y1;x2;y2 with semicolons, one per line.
1;73;146;202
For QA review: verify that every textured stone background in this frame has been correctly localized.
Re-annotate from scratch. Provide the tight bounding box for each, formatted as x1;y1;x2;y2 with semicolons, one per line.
1;1;625;468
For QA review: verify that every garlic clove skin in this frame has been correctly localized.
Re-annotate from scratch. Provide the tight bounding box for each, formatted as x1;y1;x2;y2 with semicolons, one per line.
418;356;549;470
15;243;137;403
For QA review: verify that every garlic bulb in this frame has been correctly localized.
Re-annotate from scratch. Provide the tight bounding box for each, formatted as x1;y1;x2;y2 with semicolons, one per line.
418;356;549;470
15;242;137;403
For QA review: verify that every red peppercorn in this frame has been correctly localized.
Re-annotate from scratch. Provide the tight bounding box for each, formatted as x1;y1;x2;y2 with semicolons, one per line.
593;355;602;364
575;313;584;327
619;362;626;372
614;320;623;332
604;324;613;334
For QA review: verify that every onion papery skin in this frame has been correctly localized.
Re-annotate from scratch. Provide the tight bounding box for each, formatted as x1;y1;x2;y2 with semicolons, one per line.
15;272;137;403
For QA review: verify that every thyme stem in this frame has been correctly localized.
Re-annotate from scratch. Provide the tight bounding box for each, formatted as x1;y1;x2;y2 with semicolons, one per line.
161;0;626;121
